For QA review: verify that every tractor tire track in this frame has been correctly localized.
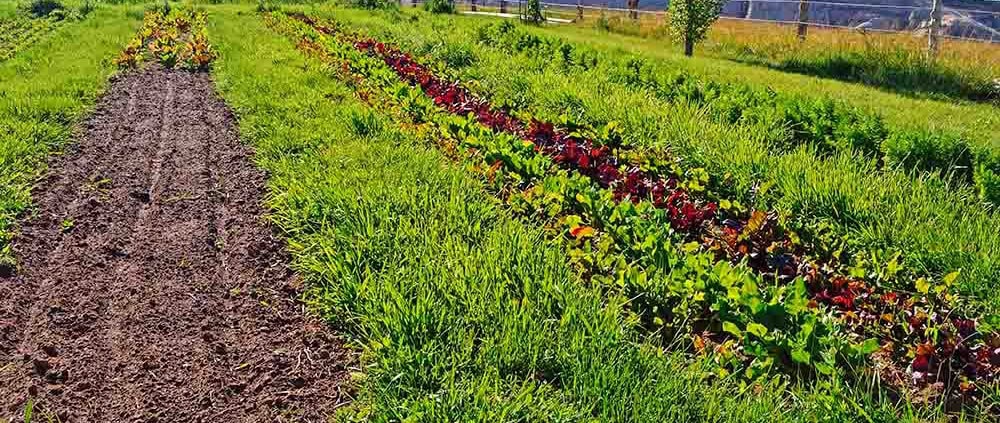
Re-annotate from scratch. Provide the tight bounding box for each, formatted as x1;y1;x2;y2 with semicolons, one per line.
0;65;352;422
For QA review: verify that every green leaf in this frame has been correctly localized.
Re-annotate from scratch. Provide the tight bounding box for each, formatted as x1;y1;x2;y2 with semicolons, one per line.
722;321;742;337
790;348;811;364
915;277;930;294
815;361;835;376
855;338;880;356
564;214;582;228
943;270;960;287
746;322;768;338
886;252;901;277
681;241;701;253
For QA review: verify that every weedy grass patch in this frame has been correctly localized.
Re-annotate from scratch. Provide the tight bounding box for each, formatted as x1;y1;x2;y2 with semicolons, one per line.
0;4;139;270
0;14;63;61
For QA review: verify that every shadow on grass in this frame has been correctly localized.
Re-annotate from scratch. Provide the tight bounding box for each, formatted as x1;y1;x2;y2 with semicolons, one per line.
726;46;999;105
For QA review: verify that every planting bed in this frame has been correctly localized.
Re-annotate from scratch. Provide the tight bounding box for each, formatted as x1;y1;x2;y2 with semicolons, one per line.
265;10;1000;414
0;64;351;422
0;11;351;421
115;8;215;71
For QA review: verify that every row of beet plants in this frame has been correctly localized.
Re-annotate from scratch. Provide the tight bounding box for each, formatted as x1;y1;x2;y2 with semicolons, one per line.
114;8;215;71
265;11;1000;408
473;21;1000;206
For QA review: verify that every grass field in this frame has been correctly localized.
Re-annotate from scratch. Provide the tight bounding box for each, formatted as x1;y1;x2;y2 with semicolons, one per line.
531;17;1000;144
0;3;138;269
3;1;1000;420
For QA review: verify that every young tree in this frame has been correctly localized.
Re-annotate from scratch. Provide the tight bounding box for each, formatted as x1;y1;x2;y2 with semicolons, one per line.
423;0;454;14
667;0;726;56
521;0;544;24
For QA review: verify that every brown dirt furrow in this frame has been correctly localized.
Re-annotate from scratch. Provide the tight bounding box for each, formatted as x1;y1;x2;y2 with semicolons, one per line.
0;66;352;422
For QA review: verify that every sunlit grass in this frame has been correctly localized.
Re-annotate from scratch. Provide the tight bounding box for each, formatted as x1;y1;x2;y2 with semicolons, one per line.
0;4;139;268
305;6;1000;316
208;5;1000;420
541;5;1000;103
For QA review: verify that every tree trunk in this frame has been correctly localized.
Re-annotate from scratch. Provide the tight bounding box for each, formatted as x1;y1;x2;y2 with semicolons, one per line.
684;38;694;56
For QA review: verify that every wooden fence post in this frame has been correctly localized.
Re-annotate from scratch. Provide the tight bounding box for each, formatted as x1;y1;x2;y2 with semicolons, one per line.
577;0;583;21
500;0;507;13
928;0;943;58
797;0;809;40
471;0;477;11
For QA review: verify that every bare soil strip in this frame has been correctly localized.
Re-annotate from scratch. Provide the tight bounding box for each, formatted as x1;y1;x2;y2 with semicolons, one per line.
0;66;351;422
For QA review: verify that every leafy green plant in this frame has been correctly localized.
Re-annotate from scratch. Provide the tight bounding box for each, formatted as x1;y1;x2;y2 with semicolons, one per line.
78;0;94;17
114;8;216;71
881;129;974;181
20;0;64;18
349;0;398;11
422;0;453;14
666;0;726;56
521;0;543;24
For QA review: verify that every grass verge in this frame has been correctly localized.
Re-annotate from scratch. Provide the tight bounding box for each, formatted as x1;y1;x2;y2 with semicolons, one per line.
0;4;139;269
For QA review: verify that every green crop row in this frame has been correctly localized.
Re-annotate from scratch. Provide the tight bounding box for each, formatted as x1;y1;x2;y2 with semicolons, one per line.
208;6;988;420
0;15;63;61
474;20;1000;206
302;7;1000;317
336;10;1000;209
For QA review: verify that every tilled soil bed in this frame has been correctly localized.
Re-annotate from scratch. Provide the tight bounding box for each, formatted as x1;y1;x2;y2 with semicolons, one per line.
0;66;352;422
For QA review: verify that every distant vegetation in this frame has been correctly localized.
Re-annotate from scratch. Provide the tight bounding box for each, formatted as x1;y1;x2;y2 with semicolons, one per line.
572;10;1000;104
706;19;1000;104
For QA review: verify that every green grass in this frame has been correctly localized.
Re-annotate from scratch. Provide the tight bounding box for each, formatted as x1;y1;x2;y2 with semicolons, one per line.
580;14;1000;105
0;15;64;61
538;22;1000;146
0;4;138;267
205;5;976;421
294;7;1000;317
2;3;997;419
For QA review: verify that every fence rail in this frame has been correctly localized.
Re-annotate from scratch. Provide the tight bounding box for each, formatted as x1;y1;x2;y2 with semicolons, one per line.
411;0;1000;44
